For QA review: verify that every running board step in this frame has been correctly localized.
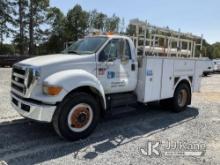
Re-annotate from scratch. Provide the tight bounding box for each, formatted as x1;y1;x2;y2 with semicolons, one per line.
107;92;137;108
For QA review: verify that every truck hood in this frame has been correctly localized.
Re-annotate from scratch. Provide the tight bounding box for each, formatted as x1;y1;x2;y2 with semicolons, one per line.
18;54;95;67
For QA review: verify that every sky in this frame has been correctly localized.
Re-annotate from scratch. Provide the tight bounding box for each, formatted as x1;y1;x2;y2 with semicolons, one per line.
50;0;220;44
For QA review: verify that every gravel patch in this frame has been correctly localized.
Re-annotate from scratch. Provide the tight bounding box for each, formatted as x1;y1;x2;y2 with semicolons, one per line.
0;68;22;123
0;68;219;165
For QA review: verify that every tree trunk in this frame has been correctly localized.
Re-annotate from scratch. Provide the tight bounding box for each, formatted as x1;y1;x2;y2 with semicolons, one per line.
0;26;3;49
0;34;3;49
28;0;34;56
19;0;24;55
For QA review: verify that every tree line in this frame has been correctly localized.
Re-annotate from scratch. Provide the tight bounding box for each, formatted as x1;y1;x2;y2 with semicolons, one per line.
0;0;219;59
0;0;123;55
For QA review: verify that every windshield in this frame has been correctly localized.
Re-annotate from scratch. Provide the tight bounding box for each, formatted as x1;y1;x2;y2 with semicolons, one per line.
63;37;108;55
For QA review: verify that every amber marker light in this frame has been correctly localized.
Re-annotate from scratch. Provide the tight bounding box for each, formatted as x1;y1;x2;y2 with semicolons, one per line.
43;85;63;96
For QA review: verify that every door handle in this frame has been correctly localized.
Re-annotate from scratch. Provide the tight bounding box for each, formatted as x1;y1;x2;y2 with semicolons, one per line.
131;64;136;71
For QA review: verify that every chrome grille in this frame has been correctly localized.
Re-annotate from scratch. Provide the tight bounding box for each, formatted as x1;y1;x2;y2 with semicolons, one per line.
11;66;26;95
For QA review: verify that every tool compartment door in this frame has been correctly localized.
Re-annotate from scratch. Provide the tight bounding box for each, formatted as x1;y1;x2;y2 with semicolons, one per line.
161;59;174;99
144;58;162;102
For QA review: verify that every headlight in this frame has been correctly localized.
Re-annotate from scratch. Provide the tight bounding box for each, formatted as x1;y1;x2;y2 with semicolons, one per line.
43;85;63;96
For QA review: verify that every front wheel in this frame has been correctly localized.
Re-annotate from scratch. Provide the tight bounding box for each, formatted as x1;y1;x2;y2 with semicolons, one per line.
172;83;191;112
53;92;100;141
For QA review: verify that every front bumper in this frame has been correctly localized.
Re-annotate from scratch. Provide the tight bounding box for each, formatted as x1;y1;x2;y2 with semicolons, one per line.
11;93;56;123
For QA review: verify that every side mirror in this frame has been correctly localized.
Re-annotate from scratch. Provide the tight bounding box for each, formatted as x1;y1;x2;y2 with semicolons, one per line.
99;51;117;62
99;51;108;62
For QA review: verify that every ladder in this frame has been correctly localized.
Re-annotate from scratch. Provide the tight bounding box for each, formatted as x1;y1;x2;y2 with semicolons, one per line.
129;19;203;58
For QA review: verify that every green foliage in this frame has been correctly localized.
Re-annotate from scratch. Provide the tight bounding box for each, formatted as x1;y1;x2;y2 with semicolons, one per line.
13;0;29;55
201;40;220;59
0;44;15;55
28;0;50;55
65;4;89;41
4;2;218;59
45;7;66;53
0;0;15;44
105;14;120;32
89;10;107;31
212;42;220;59
1;3;123;55
47;7;65;36
88;10;121;33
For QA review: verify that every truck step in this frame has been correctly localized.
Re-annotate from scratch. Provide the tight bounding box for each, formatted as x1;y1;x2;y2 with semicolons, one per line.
107;92;137;108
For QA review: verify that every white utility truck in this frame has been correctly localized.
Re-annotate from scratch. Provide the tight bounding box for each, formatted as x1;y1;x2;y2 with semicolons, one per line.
11;20;209;141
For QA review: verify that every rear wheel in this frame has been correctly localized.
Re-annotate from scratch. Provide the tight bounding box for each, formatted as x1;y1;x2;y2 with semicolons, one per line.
172;83;191;112
53;92;100;141
159;98;173;109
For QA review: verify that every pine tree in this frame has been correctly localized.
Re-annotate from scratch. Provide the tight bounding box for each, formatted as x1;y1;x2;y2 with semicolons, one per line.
28;0;49;55
46;7;66;53
0;0;15;48
89;10;107;31
65;5;89;41
104;14;120;32
12;0;29;55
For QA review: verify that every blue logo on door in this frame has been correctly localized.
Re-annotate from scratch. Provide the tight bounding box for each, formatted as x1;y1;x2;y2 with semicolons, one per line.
107;71;115;79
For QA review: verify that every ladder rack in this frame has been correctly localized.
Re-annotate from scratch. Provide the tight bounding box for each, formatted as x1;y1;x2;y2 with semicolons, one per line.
129;19;203;58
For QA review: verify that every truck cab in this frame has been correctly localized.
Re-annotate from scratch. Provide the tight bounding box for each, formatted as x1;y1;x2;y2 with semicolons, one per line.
11;35;140;140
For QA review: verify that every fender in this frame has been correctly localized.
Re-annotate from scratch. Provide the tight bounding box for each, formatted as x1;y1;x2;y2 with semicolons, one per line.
174;76;192;94
43;69;106;109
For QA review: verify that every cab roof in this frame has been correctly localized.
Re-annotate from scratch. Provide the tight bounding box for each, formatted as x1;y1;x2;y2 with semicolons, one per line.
86;34;131;40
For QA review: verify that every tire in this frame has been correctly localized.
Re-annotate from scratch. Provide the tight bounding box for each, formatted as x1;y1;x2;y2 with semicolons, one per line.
53;92;100;141
159;98;173;109
172;83;191;113
147;101;159;108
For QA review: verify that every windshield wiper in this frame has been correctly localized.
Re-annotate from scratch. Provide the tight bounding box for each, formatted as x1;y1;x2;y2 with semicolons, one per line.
67;50;79;54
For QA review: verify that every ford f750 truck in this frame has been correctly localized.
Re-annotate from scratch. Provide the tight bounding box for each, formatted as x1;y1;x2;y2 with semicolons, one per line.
11;21;209;141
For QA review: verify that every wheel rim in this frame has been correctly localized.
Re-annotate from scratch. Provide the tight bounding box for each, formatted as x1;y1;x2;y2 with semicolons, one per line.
67;103;93;132
177;89;188;107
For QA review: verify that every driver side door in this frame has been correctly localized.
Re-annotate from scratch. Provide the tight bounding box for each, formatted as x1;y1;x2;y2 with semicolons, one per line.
97;39;121;94
97;38;136;94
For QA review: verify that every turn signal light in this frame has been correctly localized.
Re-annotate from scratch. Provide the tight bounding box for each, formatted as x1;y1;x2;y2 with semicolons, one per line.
43;85;62;96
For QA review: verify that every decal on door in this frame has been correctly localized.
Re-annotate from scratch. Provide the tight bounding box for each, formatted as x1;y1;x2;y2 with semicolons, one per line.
107;71;116;79
107;71;129;79
98;68;107;76
146;69;153;76
111;81;126;88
